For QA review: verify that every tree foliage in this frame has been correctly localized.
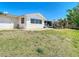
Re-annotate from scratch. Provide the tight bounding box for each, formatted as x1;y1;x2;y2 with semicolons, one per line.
0;12;4;14
66;4;79;27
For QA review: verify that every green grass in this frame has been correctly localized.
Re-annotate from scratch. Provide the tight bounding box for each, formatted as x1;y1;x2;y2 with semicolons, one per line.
0;29;78;56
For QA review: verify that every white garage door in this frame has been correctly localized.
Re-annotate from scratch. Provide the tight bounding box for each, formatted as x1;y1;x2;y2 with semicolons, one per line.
0;23;14;29
0;16;14;29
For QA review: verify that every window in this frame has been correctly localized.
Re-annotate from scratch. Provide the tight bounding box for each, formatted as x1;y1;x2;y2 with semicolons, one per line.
21;18;24;24
31;19;42;24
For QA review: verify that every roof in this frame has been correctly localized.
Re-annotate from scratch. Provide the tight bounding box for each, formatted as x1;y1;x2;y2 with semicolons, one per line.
0;13;47;20
24;13;47;20
0;13;18;18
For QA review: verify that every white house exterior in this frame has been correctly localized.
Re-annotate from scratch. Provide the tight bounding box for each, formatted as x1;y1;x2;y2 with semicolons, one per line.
0;14;18;29
0;13;46;30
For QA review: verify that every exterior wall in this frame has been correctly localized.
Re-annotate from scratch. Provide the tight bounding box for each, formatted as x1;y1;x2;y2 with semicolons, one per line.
0;15;17;29
24;14;45;29
10;17;18;29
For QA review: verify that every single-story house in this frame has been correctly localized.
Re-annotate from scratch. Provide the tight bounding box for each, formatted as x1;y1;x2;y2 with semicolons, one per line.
0;13;47;29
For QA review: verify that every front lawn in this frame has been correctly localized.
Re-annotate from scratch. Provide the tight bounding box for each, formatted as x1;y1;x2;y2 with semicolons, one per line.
0;29;78;56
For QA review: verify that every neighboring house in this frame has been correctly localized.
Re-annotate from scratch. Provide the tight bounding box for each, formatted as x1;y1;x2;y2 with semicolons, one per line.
0;13;46;29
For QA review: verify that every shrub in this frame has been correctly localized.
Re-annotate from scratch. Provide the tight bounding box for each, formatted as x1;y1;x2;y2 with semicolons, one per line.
36;48;44;54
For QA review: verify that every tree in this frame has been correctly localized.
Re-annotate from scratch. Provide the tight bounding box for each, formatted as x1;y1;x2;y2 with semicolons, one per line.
0;12;4;14
66;4;79;28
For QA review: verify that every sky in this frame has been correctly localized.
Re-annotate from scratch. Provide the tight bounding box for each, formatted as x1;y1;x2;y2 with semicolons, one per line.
0;2;78;20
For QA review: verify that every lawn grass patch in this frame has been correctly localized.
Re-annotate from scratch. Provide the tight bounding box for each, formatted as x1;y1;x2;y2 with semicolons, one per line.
0;29;78;56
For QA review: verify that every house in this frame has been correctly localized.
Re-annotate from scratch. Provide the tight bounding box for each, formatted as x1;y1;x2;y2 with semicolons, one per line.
0;13;46;30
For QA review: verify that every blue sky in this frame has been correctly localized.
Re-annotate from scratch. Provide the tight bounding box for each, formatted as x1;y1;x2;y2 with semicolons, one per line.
0;2;78;20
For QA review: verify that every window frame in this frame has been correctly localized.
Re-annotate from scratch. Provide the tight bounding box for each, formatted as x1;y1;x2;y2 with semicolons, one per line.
30;19;42;24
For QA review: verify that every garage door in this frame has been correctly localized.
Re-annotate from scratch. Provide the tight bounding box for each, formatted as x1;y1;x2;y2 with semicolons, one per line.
0;23;14;29
0;16;14;29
